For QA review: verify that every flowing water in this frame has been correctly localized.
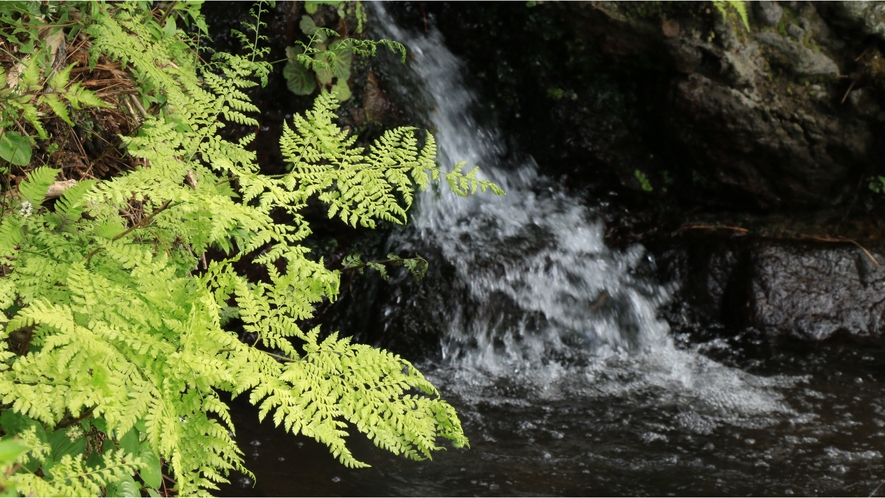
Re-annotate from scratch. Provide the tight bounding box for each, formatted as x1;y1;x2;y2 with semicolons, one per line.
220;5;885;496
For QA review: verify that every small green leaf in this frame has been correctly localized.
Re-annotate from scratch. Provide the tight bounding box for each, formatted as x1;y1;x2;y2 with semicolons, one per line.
0;411;34;435
367;261;388;280
46;62;74;90
20;53;42;92
85;450;104;468
108;475;140;497
42;93;73;126
0;439;28;464
283;56;317;95
101;437;116;454
299;15;319;36
41;459;58;480
96;221;126;239
0;131;32;166
330;81;351;102
118;427;139;456
327;39;353;80
315;64;333;86
18;166;60;205
138;446;162;489
18;41;34;55
164;17;177;38
66;82;111;109
49;427;87;462
91;417;108;434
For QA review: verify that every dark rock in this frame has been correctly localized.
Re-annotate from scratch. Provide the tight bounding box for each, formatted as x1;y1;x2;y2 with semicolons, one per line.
419;2;885;211
754;31;839;76
657;237;749;331
847;88;883;119
828;2;885;42
749;244;885;340
755;1;784;27
659;234;885;341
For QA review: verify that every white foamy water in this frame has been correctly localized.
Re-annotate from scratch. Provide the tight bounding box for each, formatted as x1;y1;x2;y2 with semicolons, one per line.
370;4;805;429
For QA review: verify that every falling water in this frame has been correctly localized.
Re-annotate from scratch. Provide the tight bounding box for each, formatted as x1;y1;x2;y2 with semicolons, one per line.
370;3;803;421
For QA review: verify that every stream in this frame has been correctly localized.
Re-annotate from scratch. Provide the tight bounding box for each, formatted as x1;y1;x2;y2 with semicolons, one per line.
219;4;885;496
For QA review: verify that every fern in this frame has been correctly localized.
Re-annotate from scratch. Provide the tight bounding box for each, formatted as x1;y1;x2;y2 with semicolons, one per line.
17;166;59;206
712;0;750;30
281;93;503;228
0;1;498;495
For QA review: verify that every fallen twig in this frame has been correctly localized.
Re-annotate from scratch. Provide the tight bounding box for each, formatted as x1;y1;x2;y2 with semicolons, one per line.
684;224;749;233
798;233;880;267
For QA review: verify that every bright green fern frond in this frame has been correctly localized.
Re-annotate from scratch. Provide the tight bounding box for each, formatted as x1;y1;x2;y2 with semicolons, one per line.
445;162;504;197
52;180;97;224
280;93;503;228
712;0;750;30
0;215;25;256
266;333;467;467
10;449;141;497
18;167;60;206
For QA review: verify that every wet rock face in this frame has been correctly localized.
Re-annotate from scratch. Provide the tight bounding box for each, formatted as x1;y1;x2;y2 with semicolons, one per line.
750;244;885;340
662;238;885;341
827;2;885;42
587;1;885;210
755;2;784;27
419;2;885;211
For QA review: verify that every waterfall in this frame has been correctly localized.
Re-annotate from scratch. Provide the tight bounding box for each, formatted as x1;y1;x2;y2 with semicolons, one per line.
368;4;803;424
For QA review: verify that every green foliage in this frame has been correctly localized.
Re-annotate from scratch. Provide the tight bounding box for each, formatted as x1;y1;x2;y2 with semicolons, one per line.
305;1;367;34
712;0;750;31
635;169;653;192
283;11;404;101
0;132;31;166
0;438;28;495
229;0;273;86
342;253;429;280
0;4;110;143
0;1;500;496
281;93;503;228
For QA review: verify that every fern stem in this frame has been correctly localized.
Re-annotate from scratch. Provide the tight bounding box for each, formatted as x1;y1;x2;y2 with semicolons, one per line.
55;407;96;429
85;199;176;262
250;1;266;65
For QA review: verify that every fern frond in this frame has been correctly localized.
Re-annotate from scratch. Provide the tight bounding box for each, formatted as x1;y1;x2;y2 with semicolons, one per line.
52;179;97;224
0;215;25;256
18;167;60;206
258;333;467;467
712;0;750;30
10;449;140;497
0;3;479;495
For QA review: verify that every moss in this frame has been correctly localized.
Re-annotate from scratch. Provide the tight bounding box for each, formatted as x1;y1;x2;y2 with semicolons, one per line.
620;1;666;21
776;19;789;37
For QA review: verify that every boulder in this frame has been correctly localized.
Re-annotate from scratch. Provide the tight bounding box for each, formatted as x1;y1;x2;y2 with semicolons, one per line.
755;2;784;27
749;243;885;340
660;236;885;341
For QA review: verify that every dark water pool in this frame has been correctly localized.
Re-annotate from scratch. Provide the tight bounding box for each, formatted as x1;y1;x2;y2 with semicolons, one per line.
219;333;885;496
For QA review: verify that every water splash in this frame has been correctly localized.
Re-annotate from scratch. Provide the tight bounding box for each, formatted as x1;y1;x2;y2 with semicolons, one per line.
370;4;802;427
